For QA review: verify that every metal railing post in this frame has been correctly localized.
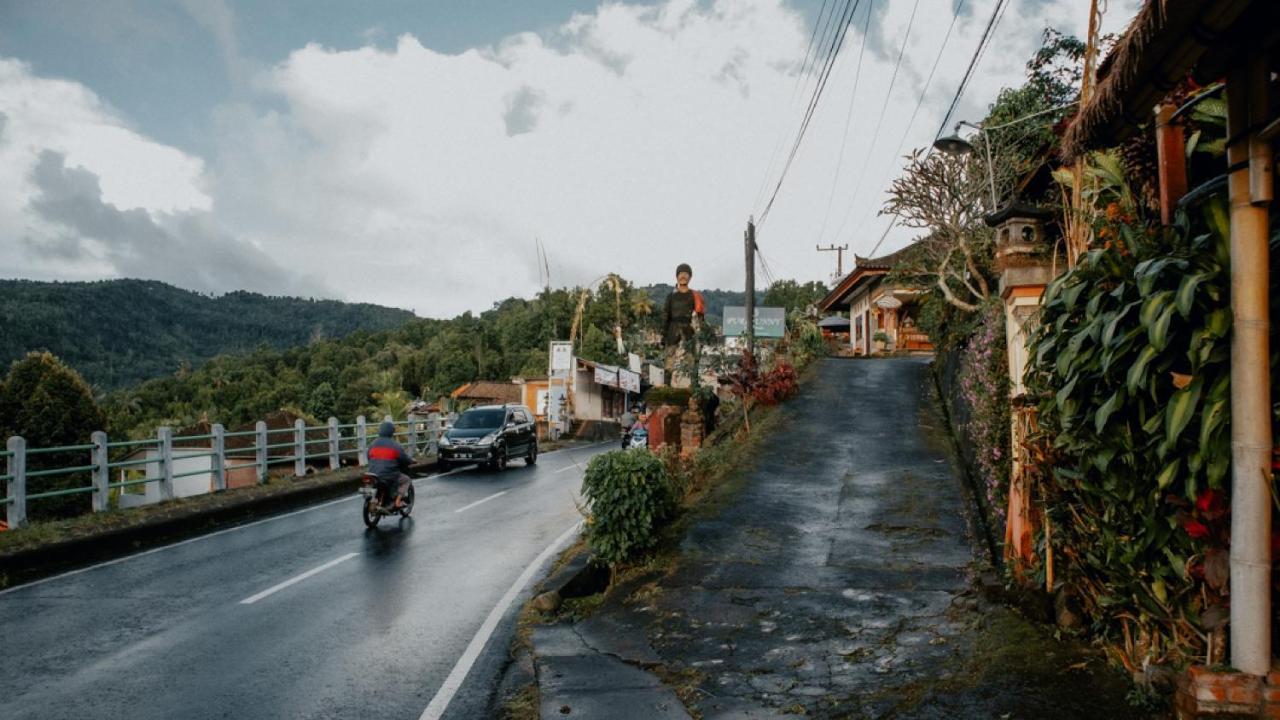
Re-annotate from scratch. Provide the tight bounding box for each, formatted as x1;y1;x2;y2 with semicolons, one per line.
327;417;339;470
408;419;419;458
91;431;109;512
158;426;175;501
6;436;27;529
357;415;368;466
294;419;307;477
255;421;268;483
211;424;226;492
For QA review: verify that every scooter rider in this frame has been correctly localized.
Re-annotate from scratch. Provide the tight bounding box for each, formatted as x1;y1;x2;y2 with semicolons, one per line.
368;421;412;508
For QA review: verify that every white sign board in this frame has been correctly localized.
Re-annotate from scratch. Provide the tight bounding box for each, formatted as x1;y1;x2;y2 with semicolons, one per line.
549;341;573;378
628;353;643;373
649;365;665;387
592;364;641;394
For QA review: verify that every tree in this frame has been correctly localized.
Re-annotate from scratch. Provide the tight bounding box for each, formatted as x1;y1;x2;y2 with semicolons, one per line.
883;151;997;312
306;382;337;420
762;280;828;316
0;352;107;520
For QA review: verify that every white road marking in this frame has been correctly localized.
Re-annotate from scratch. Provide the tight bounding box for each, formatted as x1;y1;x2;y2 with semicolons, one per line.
555;463;583;473
238;552;359;605
419;521;582;720
453;490;508;514
0;465;472;597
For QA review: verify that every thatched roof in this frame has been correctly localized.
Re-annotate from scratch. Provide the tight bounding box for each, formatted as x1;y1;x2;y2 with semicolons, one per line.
1060;0;1263;162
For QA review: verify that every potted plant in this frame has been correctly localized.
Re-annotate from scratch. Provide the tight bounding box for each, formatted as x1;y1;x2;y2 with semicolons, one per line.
873;330;890;352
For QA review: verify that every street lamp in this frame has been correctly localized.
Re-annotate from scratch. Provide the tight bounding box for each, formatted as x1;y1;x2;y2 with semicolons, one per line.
932;102;1081;213
933;120;998;211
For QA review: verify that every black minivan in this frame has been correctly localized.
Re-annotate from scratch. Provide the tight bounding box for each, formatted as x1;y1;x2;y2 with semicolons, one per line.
437;404;537;471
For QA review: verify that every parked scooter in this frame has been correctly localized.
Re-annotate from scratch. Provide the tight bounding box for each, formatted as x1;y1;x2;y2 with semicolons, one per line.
360;473;415;528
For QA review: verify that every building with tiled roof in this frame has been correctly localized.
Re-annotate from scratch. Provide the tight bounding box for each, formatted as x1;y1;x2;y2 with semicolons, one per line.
818;243;932;356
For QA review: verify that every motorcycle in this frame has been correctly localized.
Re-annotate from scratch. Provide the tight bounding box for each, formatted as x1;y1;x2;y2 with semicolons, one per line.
360;473;415;528
624;424;649;450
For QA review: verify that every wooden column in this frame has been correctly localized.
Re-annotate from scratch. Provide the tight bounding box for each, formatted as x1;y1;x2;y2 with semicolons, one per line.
1154;103;1188;225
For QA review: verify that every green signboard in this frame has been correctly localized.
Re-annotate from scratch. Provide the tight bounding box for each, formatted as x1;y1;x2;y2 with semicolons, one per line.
722;306;785;338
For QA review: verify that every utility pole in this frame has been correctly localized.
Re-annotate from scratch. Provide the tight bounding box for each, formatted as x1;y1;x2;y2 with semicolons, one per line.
745;217;756;357
816;243;849;277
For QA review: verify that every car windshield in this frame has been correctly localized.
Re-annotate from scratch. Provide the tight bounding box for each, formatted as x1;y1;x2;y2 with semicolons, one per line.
453;409;505;430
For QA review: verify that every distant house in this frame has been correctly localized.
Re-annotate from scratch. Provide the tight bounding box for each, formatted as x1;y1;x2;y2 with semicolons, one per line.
818;247;933;356
513;376;551;422
115;411;330;508
450;381;522;409
572;358;641;421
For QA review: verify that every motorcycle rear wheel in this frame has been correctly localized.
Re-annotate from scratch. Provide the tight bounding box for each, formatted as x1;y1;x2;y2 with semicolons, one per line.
399;484;415;517
363;496;382;528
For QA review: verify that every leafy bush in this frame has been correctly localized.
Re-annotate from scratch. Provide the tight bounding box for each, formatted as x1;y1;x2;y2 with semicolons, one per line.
645;385;692;408
580;449;677;566
1025;195;1276;669
785;312;826;367
751;362;798;406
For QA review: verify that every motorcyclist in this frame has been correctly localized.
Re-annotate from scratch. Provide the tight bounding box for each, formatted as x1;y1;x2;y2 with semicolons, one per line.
619;405;638;448
368;420;412;508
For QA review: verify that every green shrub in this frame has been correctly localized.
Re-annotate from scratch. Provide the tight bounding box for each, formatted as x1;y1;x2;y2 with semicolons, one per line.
645;385;691;408
580;449;676;566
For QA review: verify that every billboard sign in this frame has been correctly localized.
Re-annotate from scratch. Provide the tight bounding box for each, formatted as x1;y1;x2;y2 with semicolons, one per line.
593;364;641;394
549;341;573;378
722;306;786;338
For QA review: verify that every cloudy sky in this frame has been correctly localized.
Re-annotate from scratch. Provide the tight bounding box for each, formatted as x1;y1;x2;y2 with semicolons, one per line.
0;0;1139;316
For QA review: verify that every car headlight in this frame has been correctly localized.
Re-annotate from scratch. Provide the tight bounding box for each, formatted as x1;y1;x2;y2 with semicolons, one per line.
477;432;498;447
438;435;452;447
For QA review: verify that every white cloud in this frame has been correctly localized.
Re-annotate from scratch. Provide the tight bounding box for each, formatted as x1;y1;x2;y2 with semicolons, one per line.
2;0;1143;314
0;57;318;295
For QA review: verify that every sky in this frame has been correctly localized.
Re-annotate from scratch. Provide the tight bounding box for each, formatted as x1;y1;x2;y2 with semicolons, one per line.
0;0;1140;316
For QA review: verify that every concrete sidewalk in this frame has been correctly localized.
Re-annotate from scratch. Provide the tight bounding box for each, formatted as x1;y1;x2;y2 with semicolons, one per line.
528;358;1144;719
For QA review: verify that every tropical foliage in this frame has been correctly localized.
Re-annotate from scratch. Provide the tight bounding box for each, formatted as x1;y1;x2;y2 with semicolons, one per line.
1025;189;1272;670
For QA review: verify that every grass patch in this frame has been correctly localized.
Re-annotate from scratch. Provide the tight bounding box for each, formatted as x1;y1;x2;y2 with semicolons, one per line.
499;682;539;720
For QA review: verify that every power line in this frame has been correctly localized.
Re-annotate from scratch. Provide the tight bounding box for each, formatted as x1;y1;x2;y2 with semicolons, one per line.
837;0;965;249
756;0;862;226
832;0;922;246
814;0;874;247
935;0;1010;140
753;0;838;212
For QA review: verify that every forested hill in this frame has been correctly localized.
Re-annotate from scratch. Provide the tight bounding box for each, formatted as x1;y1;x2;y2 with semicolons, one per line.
0;279;416;390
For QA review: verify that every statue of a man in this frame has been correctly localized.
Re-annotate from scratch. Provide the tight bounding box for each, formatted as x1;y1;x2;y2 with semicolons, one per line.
662;263;705;386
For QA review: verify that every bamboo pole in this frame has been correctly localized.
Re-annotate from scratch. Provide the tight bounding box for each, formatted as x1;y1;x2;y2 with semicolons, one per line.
1224;55;1272;677
1067;0;1102;267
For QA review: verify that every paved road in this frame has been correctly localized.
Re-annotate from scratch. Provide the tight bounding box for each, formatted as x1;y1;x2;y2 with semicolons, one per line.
548;357;1139;719
0;441;611;720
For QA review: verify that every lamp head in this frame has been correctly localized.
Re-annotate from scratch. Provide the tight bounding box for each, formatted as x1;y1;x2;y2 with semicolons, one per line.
933;130;973;156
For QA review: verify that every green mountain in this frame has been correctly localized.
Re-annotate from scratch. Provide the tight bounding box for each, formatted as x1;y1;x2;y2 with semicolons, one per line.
0;279;417;390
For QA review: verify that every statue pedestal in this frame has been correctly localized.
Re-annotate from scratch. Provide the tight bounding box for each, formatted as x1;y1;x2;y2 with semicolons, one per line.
680;398;703;457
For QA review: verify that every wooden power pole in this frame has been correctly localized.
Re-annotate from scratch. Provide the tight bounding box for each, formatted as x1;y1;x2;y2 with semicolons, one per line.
745;218;756;357
816;243;849;277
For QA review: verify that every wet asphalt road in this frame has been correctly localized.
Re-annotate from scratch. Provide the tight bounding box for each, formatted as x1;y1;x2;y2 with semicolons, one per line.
0;442;611;720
